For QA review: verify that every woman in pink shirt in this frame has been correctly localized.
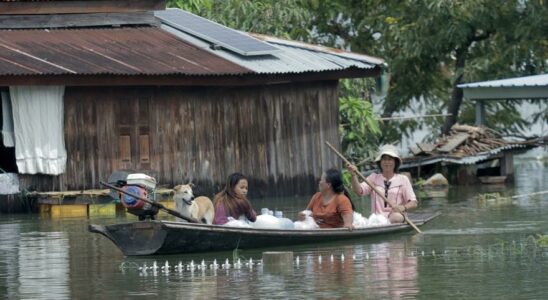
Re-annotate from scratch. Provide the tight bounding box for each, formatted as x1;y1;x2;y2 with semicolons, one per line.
348;145;417;223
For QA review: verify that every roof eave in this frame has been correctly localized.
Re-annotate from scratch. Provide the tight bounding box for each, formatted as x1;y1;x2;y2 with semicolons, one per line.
462;86;548;100
0;67;380;86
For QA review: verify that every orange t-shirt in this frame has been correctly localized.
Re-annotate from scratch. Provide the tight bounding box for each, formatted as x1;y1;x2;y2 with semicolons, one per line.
306;192;353;228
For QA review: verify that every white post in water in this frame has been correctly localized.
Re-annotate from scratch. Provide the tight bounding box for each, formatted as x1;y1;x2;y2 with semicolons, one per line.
262;251;294;265
262;251;294;274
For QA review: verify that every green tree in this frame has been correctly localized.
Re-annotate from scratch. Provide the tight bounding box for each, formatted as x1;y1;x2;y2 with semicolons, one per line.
339;79;382;163
312;1;547;138
165;1;547;155
168;0;314;40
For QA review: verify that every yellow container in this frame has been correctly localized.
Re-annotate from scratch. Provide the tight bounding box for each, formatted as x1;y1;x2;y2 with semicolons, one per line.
39;204;51;214
49;204;88;218
163;200;175;210
88;204;116;217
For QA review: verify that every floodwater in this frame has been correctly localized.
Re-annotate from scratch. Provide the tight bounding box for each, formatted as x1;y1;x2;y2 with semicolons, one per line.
1;152;547;299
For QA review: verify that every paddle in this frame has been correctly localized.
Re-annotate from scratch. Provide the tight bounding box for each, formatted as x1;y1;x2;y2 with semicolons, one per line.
325;142;422;233
99;181;199;223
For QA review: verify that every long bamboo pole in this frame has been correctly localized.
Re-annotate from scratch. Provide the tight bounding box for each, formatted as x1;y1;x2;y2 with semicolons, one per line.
325;142;422;233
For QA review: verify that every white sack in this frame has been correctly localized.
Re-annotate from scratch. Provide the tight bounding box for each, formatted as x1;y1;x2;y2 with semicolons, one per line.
293;210;319;230
224;217;253;228
0;173;19;194
352;212;369;228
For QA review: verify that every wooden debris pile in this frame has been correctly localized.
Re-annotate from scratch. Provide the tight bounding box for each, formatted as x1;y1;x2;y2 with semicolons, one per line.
409;124;517;157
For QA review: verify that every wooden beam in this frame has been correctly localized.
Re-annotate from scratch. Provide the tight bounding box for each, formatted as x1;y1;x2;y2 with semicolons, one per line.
438;133;469;153
0;0;165;15
417;143;437;153
0;12;158;29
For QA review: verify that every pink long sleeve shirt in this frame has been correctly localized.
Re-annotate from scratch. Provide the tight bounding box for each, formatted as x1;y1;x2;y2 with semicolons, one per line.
357;173;417;217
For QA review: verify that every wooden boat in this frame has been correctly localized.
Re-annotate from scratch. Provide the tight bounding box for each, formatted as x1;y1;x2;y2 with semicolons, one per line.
89;212;440;256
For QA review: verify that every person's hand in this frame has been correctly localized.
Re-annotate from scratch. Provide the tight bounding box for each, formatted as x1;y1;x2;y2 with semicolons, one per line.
346;163;358;174
297;212;306;221
344;224;354;231
395;204;406;213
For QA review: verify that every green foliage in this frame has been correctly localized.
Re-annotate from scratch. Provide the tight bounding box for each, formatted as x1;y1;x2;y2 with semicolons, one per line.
166;0;547;156
166;0;211;12
460;100;530;135
191;0;313;40
339;79;382;163
536;234;548;247
311;0;547;139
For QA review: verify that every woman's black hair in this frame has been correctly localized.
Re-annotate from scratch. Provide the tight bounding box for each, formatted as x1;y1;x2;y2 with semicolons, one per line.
225;172;247;199
324;168;355;210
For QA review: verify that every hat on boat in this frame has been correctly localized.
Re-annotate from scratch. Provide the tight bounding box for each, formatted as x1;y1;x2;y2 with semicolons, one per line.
375;144;402;165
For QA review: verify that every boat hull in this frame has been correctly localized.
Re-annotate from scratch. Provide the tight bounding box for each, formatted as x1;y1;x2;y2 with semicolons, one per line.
89;212;439;256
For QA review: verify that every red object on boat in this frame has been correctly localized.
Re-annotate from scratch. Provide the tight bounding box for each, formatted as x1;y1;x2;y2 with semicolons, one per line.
120;185;148;209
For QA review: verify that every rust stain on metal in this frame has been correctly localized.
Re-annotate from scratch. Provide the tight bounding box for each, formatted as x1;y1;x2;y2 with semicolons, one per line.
0;27;251;76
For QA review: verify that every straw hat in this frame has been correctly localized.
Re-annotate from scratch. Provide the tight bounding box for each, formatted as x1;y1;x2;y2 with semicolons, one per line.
375;144;402;165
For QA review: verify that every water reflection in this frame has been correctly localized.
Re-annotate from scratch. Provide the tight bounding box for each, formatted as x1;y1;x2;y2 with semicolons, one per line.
0;222;20;299
0;223;70;300
18;232;69;299
0;152;547;299
365;242;418;299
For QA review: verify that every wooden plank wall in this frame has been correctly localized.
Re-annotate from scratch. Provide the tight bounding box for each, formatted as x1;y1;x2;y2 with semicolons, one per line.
19;81;341;197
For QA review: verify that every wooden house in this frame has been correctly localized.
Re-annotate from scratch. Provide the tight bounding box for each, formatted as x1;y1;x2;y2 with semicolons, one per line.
0;0;384;201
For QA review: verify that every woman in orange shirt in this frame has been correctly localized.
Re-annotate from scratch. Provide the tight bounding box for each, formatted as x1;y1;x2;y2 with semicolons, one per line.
300;168;354;229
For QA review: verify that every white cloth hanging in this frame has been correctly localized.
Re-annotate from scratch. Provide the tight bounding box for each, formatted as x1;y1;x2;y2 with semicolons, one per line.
1;91;15;147
9;86;67;175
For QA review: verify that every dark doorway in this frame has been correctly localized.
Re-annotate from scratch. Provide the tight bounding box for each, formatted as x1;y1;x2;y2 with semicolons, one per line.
0;89;18;173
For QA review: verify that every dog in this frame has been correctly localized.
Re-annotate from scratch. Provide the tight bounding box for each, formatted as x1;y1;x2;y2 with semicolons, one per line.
173;183;215;224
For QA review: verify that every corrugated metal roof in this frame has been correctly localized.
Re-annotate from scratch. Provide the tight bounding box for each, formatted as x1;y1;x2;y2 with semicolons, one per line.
0;27;251;76
160;21;384;75
401;144;529;169
250;33;385;66
458;74;548;88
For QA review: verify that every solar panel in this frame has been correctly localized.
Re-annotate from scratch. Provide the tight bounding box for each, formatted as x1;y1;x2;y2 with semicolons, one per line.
155;9;280;56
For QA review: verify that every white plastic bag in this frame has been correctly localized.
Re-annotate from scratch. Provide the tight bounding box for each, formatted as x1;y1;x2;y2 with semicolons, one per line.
0;173;19;195
252;214;282;229
367;213;390;227
293;210;319;230
224;216;253;228
352;211;369;228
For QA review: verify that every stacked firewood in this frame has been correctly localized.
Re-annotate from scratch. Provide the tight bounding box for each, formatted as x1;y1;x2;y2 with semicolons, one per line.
410;124;516;157
436;124;512;156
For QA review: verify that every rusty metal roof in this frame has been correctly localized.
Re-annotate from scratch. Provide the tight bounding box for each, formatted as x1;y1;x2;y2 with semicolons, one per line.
0;27;251;76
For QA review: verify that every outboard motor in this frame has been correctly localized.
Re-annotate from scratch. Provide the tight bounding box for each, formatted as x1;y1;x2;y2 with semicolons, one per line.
107;171;159;220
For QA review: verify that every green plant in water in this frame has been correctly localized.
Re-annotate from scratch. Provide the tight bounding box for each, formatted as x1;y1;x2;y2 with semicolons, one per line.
414;178;427;187
478;193;502;202
536;234;548;247
232;247;248;263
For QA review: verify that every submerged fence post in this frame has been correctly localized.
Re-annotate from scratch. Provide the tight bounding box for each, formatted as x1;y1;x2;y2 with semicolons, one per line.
262;251;294;274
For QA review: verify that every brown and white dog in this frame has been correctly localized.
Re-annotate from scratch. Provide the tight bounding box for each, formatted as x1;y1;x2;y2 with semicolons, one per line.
173;184;214;224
